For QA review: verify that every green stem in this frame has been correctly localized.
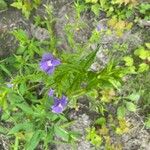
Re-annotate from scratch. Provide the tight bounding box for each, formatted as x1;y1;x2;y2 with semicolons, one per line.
14;136;19;150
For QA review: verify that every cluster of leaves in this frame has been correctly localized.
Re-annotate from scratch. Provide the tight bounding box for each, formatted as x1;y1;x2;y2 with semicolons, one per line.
107;17;133;36
137;3;150;20
84;0;138;19
11;0;41;19
83;0;150;22
86;115;130;148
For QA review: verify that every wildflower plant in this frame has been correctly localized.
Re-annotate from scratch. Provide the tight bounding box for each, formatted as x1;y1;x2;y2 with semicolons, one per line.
0;19;135;150
0;2;149;150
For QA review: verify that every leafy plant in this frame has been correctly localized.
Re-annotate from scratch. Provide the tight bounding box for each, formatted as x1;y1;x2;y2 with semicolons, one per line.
86;127;102;147
84;0;138;19
137;3;150;20
11;0;41;19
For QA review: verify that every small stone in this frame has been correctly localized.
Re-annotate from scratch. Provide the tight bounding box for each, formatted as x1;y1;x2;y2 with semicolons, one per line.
30;24;50;41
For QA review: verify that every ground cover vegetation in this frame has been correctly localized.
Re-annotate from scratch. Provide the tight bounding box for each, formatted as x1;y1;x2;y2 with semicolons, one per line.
0;0;150;149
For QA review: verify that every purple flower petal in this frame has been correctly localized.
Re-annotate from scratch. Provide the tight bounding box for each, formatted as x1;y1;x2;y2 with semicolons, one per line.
52;104;63;113
40;61;49;71
51;95;68;114
47;67;55;74
42;53;53;61
60;95;67;107
53;97;60;106
52;59;61;66
48;89;54;96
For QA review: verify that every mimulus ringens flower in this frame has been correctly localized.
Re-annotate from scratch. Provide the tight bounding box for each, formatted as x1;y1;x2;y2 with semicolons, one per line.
39;53;61;74
51;96;67;114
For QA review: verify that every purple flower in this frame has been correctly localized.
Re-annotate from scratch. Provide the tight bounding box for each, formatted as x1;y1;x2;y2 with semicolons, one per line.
39;53;61;74
48;88;54;96
51;95;67;114
96;23;107;31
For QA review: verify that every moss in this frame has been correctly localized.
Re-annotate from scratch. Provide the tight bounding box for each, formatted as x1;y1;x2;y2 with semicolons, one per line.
0;0;7;11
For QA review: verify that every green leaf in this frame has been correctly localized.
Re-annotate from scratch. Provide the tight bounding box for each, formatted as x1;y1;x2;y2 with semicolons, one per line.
145;43;150;49
91;4;100;16
54;126;69;141
127;93;140;102
1;111;10;121
0;64;12;77
8;122;33;135
85;0;98;3
0;0;7;10
134;48;150;60
11;2;23;9
25;130;43;150
19;82;27;95
117;106;126;118
126;102;136;112
123;56;134;66
95;117;106;126
145;118;150;128
0;126;8;134
108;78;121;90
16;103;34;115
8;93;24;104
138;63;149;73
81;49;98;70
12;29;29;43
99;0;106;8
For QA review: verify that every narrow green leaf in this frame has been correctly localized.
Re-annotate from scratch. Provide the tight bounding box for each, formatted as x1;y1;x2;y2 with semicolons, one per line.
25;130;43;150
8;93;24;104
145;118;150;129
8;122;33;135
0;126;8;134
16;103;34;115
0;64;12;77
19;82;27;95
54;126;69;141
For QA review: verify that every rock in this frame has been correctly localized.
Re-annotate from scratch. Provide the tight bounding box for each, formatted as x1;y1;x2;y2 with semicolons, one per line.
90;46;109;71
90;19;144;72
0;8;29;58
30;24;50;41
0;134;9;150
55;114;92;150
54;3;93;51
139;20;150;27
121;114;150;150
35;0;74;19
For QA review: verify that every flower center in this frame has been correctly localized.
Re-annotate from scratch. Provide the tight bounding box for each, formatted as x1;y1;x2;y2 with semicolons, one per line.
47;60;52;67
58;103;63;109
